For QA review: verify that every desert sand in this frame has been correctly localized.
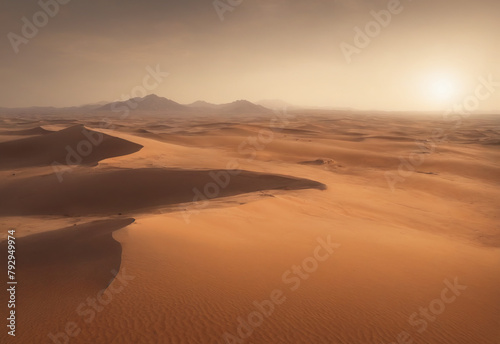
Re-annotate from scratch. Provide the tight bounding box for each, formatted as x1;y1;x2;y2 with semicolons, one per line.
0;109;499;343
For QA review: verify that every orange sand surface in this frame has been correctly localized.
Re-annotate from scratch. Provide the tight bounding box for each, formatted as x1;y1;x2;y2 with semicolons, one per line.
0;112;499;343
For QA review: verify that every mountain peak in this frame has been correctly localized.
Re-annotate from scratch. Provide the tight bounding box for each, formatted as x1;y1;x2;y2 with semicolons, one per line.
187;100;218;108
219;100;272;114
143;94;161;100
231;99;253;104
99;94;187;112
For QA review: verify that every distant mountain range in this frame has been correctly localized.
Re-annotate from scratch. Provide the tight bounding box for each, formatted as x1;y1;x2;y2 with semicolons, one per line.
98;94;188;112
99;95;273;115
0;95;280;116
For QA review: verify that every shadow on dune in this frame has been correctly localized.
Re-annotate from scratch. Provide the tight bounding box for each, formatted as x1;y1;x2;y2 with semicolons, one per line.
0;168;327;216
0;125;143;169
0;218;135;339
0;218;135;290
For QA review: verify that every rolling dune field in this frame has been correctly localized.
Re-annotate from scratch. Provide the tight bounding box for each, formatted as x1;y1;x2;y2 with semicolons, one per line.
0;111;499;344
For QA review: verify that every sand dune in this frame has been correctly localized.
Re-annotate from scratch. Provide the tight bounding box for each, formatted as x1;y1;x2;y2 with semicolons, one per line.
1;218;133;289
0;218;134;343
0;124;143;169
0;168;326;216
0;112;498;344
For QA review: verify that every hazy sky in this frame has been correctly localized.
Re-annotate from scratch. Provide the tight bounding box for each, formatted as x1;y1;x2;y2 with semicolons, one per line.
1;0;499;111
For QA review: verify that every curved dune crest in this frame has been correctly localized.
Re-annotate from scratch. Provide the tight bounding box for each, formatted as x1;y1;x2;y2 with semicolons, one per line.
0;168;326;216
0;125;143;169
0;218;134;342
1;218;135;288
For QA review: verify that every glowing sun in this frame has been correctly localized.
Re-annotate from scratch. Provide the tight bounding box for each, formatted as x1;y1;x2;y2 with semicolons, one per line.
425;73;460;102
